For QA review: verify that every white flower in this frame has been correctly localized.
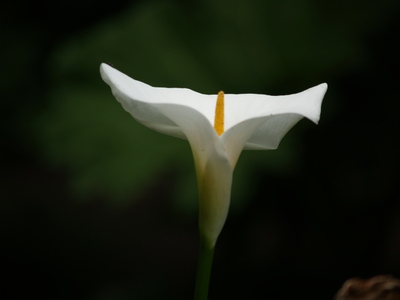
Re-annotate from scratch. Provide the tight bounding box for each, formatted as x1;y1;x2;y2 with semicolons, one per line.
100;63;327;247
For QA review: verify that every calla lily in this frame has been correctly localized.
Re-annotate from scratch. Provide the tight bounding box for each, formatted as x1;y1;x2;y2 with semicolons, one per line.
100;63;327;248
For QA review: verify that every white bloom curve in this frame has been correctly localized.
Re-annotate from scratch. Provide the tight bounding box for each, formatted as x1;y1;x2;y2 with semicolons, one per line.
100;63;327;246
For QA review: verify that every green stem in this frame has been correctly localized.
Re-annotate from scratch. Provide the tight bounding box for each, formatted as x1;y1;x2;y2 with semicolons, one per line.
193;238;215;300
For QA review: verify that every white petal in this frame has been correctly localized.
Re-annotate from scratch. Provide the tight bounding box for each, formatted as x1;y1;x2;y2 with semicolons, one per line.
221;114;303;166
224;83;327;130
100;63;327;246
155;103;233;247
221;84;327;165
196;148;233;247
100;63;230;170
100;63;218;139
150;102;226;170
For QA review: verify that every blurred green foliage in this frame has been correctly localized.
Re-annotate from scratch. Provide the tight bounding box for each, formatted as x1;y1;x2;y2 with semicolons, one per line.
30;0;344;208
3;0;400;299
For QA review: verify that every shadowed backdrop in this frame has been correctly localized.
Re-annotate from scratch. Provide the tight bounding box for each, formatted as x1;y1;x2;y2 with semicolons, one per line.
1;0;400;299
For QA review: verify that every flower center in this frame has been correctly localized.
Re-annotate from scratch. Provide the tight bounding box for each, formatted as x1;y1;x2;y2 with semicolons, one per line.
214;91;225;135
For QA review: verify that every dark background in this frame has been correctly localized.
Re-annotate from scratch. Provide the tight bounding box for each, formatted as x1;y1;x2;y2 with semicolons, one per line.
2;0;400;299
